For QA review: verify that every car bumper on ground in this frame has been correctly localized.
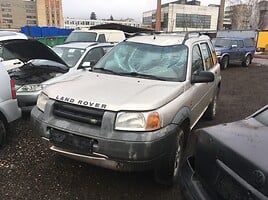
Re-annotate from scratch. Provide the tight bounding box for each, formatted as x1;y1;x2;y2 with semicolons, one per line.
31;106;178;171
180;156;213;200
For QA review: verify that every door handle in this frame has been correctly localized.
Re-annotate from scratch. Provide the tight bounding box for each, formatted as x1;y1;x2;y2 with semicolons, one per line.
13;62;22;65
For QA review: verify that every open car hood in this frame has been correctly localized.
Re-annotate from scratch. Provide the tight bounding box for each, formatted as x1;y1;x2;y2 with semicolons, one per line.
2;39;67;66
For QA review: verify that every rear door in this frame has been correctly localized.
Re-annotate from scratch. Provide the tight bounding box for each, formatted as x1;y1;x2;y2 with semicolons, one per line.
237;39;246;61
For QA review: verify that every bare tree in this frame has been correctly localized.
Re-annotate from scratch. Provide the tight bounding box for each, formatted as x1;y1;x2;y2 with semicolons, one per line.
227;0;266;29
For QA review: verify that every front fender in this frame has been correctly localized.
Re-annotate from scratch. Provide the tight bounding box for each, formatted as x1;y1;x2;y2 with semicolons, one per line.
171;106;191;126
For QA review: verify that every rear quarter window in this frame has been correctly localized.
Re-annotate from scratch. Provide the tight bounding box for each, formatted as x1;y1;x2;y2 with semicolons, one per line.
244;38;255;47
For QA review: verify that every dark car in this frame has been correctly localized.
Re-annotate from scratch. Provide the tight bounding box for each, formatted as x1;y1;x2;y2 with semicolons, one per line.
180;105;268;200
212;37;255;69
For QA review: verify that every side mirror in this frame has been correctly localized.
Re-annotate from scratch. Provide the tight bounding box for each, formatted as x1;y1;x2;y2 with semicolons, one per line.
79;60;97;70
81;61;92;68
191;71;214;84
0;57;3;62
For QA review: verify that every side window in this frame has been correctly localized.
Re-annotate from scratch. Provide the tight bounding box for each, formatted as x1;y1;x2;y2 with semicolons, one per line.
1;47;17;61
82;47;104;64
192;45;204;74
238;40;244;48
231;40;238;48
200;43;214;70
97;34;106;43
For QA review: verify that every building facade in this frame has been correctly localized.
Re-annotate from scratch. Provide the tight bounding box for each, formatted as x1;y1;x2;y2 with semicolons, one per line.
142;0;219;32
36;0;64;27
0;0;64;30
64;18;141;30
0;0;37;29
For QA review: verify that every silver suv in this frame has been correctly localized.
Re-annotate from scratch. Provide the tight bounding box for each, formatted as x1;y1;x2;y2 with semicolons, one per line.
31;32;221;185
0;64;21;145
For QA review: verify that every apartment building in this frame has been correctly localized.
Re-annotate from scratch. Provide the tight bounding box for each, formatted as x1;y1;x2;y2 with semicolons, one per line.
0;0;64;29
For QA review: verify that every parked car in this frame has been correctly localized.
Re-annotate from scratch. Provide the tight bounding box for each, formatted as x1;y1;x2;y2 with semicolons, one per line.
0;63;21;146
180;105;268;200
212;37;255;69
31;32;221;185
2;39;70;112
65;29;125;44
0;31;28;70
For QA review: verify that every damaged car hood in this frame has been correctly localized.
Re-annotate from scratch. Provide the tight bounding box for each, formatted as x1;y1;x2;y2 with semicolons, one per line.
4;39;69;85
2;39;67;65
43;71;185;111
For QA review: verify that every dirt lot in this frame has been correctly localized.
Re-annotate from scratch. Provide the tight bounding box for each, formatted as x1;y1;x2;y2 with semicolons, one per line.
0;62;268;200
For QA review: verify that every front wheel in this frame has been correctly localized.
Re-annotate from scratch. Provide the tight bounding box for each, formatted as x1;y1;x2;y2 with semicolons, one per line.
242;55;251;67
220;56;229;70
154;127;186;186
0;119;7;147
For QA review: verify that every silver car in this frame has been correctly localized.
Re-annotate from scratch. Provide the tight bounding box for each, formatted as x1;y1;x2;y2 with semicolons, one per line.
0;63;21;145
3;40;113;112
31;32;221;185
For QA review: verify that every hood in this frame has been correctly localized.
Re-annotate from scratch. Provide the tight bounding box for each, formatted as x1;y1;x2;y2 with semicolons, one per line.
2;39;67;66
197;118;268;197
43;72;185;111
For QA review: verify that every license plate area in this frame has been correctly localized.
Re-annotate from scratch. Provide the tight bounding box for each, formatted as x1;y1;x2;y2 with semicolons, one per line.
50;128;97;155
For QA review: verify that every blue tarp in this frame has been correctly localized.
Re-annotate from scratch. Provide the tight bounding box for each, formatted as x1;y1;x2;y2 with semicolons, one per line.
20;26;73;37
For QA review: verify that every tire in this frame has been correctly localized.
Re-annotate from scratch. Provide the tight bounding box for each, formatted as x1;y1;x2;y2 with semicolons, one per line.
204;89;219;120
220;56;229;70
154;127;186;186
242;55;251;67
0;119;7;147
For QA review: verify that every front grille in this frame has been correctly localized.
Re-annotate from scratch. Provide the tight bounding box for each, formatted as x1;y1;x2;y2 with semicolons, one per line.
53;101;104;126
50;128;98;155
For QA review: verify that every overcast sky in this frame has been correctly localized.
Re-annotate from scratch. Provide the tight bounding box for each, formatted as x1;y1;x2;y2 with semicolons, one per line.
62;0;220;22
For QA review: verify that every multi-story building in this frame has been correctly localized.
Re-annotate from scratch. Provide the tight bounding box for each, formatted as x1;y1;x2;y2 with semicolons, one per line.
36;0;63;27
64;18;141;30
0;0;37;29
142;0;219;32
0;0;63;30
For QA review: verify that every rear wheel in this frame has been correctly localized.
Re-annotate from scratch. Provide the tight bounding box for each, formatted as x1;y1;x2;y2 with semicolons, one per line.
0;119;7;147
220;56;229;70
242;55;251;67
154;127;186;186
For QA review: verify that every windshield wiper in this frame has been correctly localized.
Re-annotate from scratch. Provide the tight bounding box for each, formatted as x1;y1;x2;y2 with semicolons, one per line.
119;72;167;81
93;67;122;75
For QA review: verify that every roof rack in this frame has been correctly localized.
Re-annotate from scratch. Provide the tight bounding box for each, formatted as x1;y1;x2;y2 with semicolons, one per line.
128;31;205;43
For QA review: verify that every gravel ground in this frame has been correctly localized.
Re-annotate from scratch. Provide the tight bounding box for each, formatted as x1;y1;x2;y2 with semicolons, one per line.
0;62;268;200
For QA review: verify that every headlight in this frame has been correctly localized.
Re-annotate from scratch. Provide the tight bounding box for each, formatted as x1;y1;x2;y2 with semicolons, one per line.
36;93;49;112
216;51;221;56
115;111;161;131
17;84;43;92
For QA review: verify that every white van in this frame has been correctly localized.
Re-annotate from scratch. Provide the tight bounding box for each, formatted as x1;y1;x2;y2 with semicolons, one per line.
0;63;21;145
64;29;125;43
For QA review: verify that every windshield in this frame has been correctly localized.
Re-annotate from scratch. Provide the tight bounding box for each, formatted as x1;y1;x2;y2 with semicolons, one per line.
254;108;268;126
94;41;188;81
65;32;97;43
53;47;85;67
213;38;231;48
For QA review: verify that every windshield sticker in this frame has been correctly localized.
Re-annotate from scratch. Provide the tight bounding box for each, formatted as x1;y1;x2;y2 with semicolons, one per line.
56;95;107;109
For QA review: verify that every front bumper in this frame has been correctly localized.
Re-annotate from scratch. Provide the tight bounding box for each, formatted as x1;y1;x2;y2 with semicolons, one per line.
31;105;179;171
180;156;213;200
17;90;41;112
